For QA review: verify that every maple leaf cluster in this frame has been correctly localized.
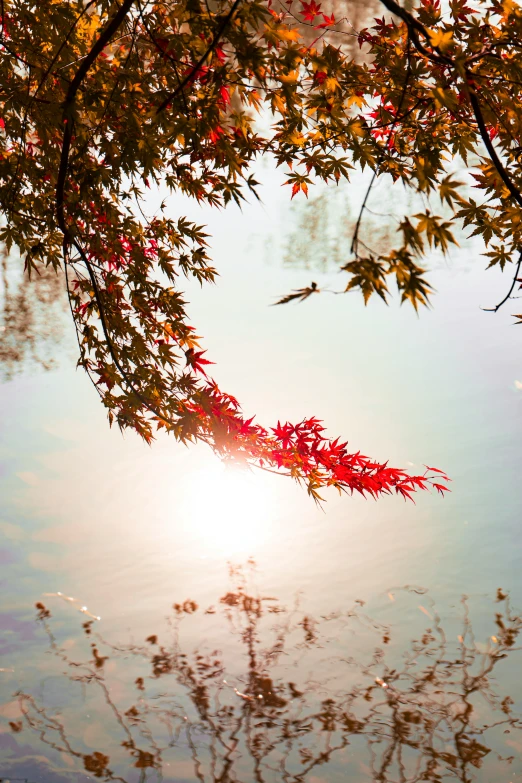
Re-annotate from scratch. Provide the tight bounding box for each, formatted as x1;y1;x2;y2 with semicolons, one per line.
16;0;522;499
181;386;450;500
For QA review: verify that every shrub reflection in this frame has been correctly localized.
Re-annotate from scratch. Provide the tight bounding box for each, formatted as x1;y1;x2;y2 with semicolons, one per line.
0;250;67;378
11;564;522;782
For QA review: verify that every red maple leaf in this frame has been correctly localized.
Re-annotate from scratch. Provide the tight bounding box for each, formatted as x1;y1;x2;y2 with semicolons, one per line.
219;86;231;106
317;12;335;27
300;0;321;22
272;421;295;449
214;45;226;64
208;126;224;143
185;349;215;376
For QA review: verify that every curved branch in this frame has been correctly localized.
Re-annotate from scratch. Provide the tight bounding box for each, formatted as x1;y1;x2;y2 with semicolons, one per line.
351;36;412;256
72;238;177;421
466;85;522;209
377;0;522;319
56;0;136;236
66;0;136;103
136;0;190;114
51;0;176;427
482;250;522;313
31;0;98;105
377;1;522;210
377;0;450;65
63;244;105;404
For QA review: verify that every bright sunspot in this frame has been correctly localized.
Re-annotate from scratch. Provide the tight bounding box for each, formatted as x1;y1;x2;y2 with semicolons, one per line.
179;461;276;556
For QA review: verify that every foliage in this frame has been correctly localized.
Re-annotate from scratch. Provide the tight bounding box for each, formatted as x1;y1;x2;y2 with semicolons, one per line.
11;566;522;781
19;0;522;499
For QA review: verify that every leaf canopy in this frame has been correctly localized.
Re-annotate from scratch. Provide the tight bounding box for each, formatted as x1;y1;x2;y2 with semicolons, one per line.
11;0;522;498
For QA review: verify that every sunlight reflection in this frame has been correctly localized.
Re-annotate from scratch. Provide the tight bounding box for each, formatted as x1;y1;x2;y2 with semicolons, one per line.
180;462;274;555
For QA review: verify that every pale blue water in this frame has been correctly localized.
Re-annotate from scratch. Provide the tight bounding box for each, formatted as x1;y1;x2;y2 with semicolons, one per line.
1;158;522;781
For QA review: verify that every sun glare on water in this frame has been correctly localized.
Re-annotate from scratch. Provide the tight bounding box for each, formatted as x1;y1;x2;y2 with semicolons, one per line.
180;462;276;555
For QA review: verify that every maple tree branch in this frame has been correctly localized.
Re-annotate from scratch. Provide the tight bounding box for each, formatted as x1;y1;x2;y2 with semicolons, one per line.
67;0;136;101
377;0;450;65
376;0;522;322
31;0;98;105
56;0;136;237
136;0;190;115
49;0;181;430
350;171;376;257
351;35;412;257
377;0;425;38
71;19;139;167
72;238;180;421
0;0;458;498
465;83;522;209
63;245;106;404
482;250;522;313
379;0;522;211
155;0;242;115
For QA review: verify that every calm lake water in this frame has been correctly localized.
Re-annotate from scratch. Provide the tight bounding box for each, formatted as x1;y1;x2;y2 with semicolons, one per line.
2;4;522;779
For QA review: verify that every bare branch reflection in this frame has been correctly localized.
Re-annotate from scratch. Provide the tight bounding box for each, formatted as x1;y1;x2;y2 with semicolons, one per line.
282;188;397;274
10;565;522;782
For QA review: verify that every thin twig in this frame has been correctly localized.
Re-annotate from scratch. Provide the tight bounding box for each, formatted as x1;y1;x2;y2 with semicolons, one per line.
351;35;412;256
482;250;522;313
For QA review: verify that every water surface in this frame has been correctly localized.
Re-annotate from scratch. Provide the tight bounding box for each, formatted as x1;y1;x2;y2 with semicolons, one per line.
1;3;522;777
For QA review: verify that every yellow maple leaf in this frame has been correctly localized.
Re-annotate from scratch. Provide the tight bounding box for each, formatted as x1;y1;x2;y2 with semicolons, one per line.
427;28;453;52
348;119;365;138
272;94;286;115
287;130;305;146
276;27;301;43
345;94;366;109
431;87;458;111
278;70;299;84
325;76;340;93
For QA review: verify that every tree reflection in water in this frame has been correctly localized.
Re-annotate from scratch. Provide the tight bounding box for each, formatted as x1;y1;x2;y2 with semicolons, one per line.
9;563;522;782
0;249;67;379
